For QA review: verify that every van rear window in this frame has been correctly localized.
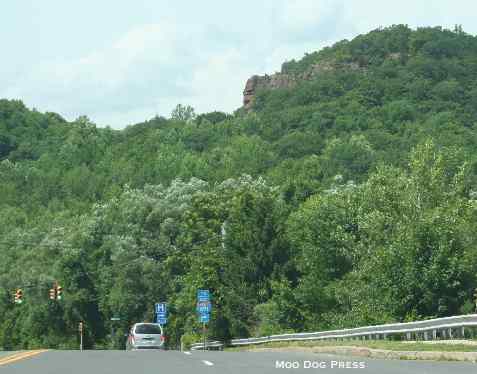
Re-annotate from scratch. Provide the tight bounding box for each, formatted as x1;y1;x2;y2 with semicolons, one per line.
135;324;162;334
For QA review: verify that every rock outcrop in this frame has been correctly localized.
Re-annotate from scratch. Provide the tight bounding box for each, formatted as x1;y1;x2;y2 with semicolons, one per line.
242;60;361;109
243;74;297;108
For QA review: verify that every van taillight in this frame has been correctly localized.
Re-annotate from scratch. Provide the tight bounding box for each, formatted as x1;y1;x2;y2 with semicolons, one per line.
160;335;165;341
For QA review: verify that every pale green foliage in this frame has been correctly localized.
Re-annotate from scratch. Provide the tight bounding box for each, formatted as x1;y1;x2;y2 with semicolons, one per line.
171;104;196;122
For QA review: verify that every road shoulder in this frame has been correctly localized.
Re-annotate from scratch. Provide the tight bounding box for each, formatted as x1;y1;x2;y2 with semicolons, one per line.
243;346;477;363
0;350;48;367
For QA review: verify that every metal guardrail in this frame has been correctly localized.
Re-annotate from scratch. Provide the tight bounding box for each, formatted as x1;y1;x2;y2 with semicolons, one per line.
191;314;477;349
190;340;224;350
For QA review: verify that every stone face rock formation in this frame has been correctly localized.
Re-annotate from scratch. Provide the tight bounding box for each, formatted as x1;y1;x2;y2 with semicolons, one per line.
242;60;361;109
243;75;260;109
243;74;297;109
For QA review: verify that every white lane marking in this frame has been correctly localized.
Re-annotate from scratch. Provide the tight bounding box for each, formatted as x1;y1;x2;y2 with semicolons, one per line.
202;360;214;366
184;351;191;355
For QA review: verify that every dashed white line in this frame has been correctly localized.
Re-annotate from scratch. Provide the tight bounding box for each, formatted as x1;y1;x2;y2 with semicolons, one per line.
202;360;214;366
183;351;191;355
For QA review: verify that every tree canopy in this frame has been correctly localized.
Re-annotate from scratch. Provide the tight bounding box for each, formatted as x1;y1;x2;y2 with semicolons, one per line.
2;25;477;349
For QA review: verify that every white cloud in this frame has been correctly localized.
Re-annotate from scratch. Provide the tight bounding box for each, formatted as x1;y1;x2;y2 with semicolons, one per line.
341;0;477;34
2;18;271;127
188;48;254;114
3;22;198;126
276;0;339;32
1;1;477;128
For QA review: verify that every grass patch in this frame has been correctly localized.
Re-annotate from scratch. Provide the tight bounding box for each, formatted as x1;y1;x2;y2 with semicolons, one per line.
226;339;477;352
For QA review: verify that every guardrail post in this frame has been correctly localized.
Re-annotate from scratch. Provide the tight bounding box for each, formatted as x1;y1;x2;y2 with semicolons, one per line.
432;329;437;340
448;328;453;339
423;331;428;341
406;332;411;341
461;326;465;338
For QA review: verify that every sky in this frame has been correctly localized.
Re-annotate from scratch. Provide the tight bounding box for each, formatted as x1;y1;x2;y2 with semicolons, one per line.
1;0;476;129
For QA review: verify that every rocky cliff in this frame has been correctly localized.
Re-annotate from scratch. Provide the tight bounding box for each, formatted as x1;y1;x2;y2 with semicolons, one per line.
242;60;361;109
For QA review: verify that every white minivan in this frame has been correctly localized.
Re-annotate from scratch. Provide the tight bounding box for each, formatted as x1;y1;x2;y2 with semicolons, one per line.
126;323;165;350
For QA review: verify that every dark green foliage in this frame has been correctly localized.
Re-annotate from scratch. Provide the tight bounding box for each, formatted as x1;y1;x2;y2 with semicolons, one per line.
2;25;477;348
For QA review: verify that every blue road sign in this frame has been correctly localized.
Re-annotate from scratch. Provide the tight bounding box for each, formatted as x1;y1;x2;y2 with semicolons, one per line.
197;290;210;302
158;317;167;325
196;301;212;313
155;302;167;315
197;291;211;324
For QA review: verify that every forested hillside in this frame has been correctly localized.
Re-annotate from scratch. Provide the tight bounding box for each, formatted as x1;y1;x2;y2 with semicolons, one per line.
2;25;477;349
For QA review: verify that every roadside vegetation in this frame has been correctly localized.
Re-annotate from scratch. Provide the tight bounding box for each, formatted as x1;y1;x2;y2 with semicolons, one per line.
226;339;477;353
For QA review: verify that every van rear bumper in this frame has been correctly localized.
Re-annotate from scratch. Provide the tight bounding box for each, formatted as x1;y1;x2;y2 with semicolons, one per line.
132;345;164;350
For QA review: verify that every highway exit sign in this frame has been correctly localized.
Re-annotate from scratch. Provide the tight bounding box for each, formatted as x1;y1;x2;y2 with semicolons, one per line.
197;290;210;302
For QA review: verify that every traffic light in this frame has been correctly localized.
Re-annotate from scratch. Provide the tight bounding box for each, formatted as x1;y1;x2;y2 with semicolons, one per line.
49;283;63;301
14;289;23;304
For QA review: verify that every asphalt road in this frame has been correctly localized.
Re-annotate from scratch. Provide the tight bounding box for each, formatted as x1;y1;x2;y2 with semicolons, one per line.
0;351;19;360
0;349;475;373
